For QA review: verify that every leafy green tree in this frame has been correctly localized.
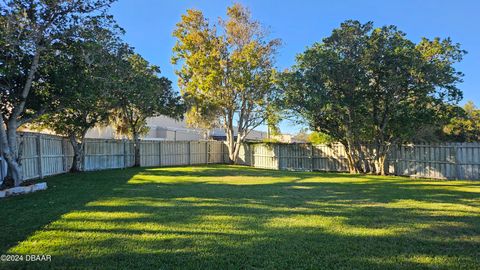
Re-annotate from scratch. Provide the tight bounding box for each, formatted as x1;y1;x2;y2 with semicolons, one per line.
33;18;124;172
110;54;184;167
280;20;465;174
172;4;280;163
0;0;115;186
266;104;282;138
443;101;480;142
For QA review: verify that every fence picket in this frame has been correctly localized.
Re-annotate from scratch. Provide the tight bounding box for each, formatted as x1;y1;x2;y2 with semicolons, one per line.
2;132;479;181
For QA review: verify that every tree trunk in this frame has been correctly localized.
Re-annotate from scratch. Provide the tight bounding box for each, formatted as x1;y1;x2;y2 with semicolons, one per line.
231;134;243;164
133;132;140;167
343;141;359;174
226;129;244;164
0;119;23;186
356;144;371;173
344;139;376;174
345;152;358;174
373;143;390;176
227;142;238;164
225;126;235;164
0;47;43;186
4;153;22;186
69;135;84;172
70;149;83;172
376;155;387;176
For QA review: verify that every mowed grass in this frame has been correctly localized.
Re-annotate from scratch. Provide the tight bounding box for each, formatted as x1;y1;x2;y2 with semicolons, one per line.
1;165;480;269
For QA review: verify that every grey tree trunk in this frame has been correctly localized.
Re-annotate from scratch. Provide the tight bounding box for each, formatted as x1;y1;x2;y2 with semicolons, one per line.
373;144;390;176
225;127;236;164
0;48;42;186
69;135;85;172
0;120;23;186
226;130;244;164
344;140;361;174
133;132;141;167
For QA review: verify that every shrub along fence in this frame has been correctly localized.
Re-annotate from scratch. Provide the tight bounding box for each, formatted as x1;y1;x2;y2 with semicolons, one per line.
0;132;479;180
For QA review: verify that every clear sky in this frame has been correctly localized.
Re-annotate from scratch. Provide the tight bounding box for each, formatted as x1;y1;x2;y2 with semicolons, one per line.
110;0;480;134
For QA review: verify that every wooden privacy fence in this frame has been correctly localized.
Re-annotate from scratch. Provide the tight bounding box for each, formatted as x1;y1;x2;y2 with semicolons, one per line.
139;140;224;167
1;132;479;180
0;132;226;181
235;142;480;180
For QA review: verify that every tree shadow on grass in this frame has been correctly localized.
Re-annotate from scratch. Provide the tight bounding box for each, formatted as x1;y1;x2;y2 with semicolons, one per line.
2;165;480;269
0;168;141;254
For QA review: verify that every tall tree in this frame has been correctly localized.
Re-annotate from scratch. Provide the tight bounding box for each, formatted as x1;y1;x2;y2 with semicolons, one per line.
172;4;280;163
280;20;465;174
33;18;124;172
0;0;114;186
110;54;184;167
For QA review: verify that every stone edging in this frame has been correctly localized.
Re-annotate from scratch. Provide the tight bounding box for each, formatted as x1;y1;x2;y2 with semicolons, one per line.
0;182;48;198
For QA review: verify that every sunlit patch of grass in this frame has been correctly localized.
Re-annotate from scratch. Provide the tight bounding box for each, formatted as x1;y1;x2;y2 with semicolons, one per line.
289;185;314;189
1;164;479;269
265;215;414;237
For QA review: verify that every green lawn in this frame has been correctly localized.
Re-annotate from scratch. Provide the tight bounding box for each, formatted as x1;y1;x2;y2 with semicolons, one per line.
1;165;479;269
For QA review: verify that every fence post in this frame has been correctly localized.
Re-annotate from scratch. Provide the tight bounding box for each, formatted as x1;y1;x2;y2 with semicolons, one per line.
188;141;191;165
276;144;281;170
454;143;461;180
250;143;254;167
310;143;314;171
205;141;209;164
36;134;43;179
123;140;127;168
158;141;162;167
222;142;226;164
61;138;68;172
83;140;88;171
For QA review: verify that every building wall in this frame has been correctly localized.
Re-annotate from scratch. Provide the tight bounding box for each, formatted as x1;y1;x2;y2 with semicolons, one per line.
85;116;268;141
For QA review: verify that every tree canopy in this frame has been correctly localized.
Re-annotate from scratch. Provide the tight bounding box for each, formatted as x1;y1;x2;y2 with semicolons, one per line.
32;17;124;172
172;3;280;163
0;0;116;185
279;20;465;174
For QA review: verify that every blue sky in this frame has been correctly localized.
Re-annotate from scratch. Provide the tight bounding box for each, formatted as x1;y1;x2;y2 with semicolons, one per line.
110;0;480;134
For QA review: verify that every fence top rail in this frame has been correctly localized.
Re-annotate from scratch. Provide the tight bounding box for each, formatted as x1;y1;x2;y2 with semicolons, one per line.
18;131;65;139
140;139;220;143
248;142;480;147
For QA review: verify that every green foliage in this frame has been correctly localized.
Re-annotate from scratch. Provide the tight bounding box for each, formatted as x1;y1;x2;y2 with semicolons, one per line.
172;4;280;162
308;132;334;145
266;104;282;136
33;17;123;141
1;165;480;269
27;14;125;172
109;54;185;140
0;0;116;126
443;101;480;142
280;20;465;174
